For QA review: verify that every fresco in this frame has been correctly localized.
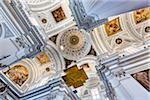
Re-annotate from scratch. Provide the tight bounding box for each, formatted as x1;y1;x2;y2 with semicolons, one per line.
36;52;49;64
5;65;28;86
52;7;66;23
104;17;122;36
134;8;150;24
132;69;150;92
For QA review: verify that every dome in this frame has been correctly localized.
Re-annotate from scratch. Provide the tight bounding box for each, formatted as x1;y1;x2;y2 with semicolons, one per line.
56;27;91;60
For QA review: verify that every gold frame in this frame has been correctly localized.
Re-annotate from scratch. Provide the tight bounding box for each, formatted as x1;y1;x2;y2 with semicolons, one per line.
104;17;122;37
52;7;66;23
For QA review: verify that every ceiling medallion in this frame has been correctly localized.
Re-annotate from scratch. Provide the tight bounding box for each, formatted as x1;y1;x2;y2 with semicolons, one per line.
145;26;150;33
56;28;91;60
69;35;79;45
41;18;47;24
115;38;123;44
46;67;50;72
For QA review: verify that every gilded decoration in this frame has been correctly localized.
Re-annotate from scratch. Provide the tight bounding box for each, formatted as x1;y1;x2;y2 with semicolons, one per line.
62;65;88;88
104;17;122;36
52;7;66;23
134;8;150;24
36;52;49;64
5;65;28;86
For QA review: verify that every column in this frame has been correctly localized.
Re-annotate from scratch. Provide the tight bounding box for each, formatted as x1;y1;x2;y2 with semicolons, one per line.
105;70;132;100
96;56;132;100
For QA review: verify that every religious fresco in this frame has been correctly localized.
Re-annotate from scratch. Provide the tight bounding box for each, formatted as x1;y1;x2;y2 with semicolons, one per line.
104;17;122;36
62;65;88;88
4;65;29;86
134;8;150;24
36;52;49;64
132;69;150;92
52;7;66;23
